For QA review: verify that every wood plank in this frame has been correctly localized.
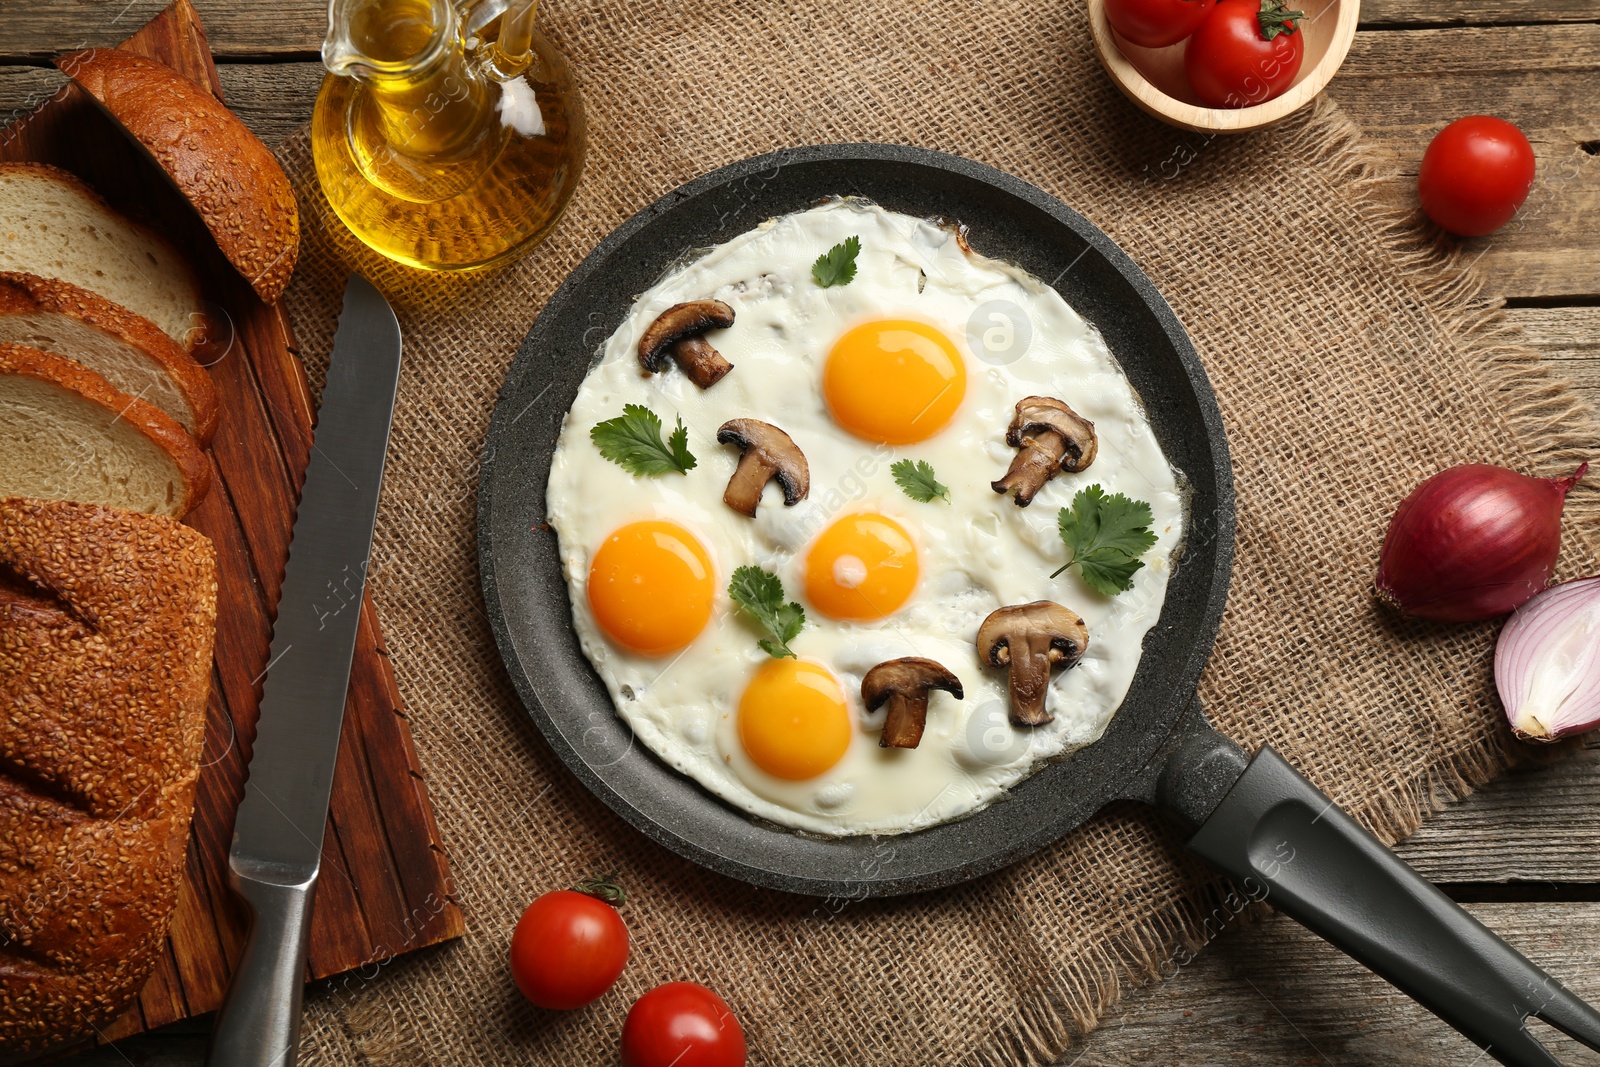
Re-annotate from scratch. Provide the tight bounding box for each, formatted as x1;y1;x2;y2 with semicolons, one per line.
214;63;325;148
0;0;323;59
1363;0;1600;27
1395;735;1600;883
1332;24;1600;302
1075;903;1600;1065
1507;305;1600;402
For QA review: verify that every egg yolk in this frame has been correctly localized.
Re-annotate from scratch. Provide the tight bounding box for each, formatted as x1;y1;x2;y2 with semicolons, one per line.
738;659;851;780
823;319;967;443
804;512;919;620
587;521;714;657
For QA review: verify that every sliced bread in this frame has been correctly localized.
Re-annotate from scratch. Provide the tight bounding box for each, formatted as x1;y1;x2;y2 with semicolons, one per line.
59;49;300;305
0;342;211;518
0;163;206;351
0;271;219;442
0;496;215;1055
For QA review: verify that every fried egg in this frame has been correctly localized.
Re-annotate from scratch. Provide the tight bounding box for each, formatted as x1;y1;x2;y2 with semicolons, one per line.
545;200;1185;836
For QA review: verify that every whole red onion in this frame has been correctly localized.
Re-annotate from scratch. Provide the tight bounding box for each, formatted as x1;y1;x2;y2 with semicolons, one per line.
1374;462;1587;622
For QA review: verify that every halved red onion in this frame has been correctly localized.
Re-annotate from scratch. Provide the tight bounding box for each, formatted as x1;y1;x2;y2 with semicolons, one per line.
1495;575;1600;742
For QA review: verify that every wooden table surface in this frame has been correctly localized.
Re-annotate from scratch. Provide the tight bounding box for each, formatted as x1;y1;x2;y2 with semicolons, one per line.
3;2;1596;1063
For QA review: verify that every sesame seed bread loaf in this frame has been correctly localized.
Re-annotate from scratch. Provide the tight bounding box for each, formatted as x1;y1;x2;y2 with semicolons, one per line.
0;496;216;1055
0;163;206;352
58;49;300;305
0;272;219;443
0;343;211;518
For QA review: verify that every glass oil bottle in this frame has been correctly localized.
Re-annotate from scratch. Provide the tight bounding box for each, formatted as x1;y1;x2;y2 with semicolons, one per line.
311;0;586;271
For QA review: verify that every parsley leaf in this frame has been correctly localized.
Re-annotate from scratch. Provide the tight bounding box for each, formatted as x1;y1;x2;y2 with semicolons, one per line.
728;565;805;659
891;458;950;503
590;404;696;476
811;236;861;288
1052;484;1158;596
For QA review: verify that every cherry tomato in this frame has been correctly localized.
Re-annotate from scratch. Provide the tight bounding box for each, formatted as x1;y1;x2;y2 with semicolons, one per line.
1105;0;1217;48
1184;0;1304;109
621;982;747;1067
509;885;628;1010
1417;116;1536;236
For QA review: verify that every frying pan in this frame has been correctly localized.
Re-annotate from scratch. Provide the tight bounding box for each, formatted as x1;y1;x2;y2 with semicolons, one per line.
478;143;1600;1065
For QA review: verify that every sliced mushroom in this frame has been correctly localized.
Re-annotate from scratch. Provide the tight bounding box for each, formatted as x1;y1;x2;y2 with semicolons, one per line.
638;300;736;388
716;419;809;516
863;657;964;749
991;396;1098;506
976;601;1089;726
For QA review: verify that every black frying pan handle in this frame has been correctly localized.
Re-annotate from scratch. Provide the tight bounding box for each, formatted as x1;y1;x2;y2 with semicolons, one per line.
1184;745;1600;1066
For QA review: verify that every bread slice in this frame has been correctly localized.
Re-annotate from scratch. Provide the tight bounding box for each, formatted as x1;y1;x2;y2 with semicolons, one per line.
0;342;211;517
0;163;206;351
59;49;300;305
0;496;216;1055
0;271;219;443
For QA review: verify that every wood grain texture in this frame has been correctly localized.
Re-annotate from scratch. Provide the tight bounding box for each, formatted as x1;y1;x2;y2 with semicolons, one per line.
1395;734;1600;883
0;1;463;1055
1362;0;1600;25
0;0;324;59
1510;307;1600;417
1077;904;1600;1065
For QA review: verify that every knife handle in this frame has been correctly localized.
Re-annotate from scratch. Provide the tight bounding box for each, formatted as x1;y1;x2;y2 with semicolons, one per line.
208;868;318;1067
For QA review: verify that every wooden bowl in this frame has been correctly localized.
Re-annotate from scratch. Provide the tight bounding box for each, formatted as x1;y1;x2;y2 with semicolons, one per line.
1088;0;1360;134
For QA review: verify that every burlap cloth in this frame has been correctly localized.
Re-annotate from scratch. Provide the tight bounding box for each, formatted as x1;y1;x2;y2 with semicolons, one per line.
273;1;1600;1063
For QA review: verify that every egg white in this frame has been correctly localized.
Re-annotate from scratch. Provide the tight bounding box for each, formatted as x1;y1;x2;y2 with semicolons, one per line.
544;199;1185;836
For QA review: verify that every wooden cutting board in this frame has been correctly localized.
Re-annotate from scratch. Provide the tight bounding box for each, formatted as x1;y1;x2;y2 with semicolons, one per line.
0;0;464;1050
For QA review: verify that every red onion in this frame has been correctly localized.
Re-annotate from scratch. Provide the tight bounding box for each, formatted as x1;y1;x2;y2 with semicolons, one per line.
1374;463;1586;622
1496;576;1600;742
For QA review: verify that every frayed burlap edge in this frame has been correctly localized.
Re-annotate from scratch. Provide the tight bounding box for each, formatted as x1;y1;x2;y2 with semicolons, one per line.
958;94;1600;1067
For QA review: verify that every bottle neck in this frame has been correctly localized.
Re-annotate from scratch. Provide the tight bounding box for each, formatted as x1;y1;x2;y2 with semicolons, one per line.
329;0;496;161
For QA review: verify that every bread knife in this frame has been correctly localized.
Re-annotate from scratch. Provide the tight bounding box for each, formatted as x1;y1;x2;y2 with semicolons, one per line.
208;275;402;1067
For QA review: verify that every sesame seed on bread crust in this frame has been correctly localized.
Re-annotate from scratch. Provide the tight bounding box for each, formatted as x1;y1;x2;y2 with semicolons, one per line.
57;49;300;305
0;496;216;1054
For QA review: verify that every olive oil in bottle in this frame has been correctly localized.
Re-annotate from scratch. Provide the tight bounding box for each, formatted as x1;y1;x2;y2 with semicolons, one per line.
312;0;586;271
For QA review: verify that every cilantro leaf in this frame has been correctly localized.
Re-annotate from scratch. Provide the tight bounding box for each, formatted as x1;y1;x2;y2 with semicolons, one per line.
891;458;951;503
728;565;805;659
590;404;697;476
1075;552;1147;597
811;236;861;288
1052;485;1158;596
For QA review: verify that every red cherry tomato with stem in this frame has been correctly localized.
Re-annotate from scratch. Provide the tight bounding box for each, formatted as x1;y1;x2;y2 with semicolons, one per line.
1184;0;1304;109
1105;0;1217;48
621;982;747;1067
1417;116;1536;237
509;876;629;1011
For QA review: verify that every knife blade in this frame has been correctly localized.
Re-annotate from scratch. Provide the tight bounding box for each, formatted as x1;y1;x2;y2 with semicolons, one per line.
208;275;401;1067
